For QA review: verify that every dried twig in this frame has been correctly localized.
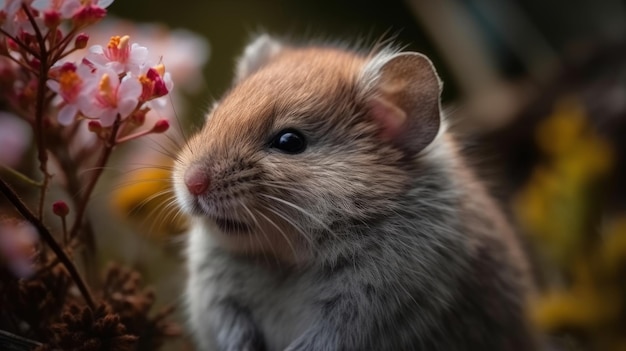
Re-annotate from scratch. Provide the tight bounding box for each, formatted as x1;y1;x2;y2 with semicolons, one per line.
0;177;95;310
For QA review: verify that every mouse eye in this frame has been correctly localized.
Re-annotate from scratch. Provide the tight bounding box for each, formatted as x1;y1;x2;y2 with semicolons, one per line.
270;129;307;154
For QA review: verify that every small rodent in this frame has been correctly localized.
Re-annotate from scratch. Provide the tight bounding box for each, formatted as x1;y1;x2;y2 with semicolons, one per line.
174;34;540;351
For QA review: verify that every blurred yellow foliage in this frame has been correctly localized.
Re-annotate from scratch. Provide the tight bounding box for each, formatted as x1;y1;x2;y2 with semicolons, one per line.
111;156;188;239
517;98;613;264
515;97;626;350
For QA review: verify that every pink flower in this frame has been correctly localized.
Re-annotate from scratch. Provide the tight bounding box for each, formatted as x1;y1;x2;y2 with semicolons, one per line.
139;63;173;105
71;0;113;27
31;0;82;20
47;61;92;125
0;112;32;166
78;64;141;126
0;0;28;17
86;35;148;74
0;219;38;278
0;0;39;37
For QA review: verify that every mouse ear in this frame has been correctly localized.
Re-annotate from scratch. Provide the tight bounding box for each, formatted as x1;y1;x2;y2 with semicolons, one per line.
363;52;442;155
235;34;284;83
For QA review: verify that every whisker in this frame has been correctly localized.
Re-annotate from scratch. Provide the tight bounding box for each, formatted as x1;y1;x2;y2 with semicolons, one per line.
151;196;186;236
259;181;312;196
89;179;173;201
241;202;278;266
140;138;180;160
255;209;299;261
263;205;314;246
141;194;182;237
127;188;176;217
259;194;337;239
166;90;194;157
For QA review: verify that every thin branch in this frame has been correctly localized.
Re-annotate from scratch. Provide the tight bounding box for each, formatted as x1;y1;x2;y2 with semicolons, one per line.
1;52;39;75
0;28;40;58
0;177;95;310
60;215;68;245
48;134;98;281
51;28;77;63
0;164;43;187
23;4;52;220
21;5;45;50
68;117;122;246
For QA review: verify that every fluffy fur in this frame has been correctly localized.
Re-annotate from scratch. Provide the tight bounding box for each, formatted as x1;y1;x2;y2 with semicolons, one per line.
174;35;539;351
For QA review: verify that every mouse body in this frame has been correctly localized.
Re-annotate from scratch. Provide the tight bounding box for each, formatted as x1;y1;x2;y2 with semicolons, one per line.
174;35;539;351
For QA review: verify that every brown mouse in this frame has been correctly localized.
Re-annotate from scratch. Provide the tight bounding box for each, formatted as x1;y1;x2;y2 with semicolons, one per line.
174;34;541;351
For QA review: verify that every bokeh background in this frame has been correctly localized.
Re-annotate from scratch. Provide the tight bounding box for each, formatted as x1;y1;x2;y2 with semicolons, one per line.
75;1;626;350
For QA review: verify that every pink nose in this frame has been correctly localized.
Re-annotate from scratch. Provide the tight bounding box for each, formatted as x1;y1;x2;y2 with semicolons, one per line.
184;165;210;195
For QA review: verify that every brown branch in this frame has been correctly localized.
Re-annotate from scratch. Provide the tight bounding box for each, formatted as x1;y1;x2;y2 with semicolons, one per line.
0;177;95;310
50;28;77;62
0;28;39;58
2;52;39;75
69;117;122;246
23;4;52;220
49;132;99;283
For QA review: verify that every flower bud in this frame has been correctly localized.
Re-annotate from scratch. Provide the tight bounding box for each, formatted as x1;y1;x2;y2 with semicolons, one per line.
6;38;19;52
43;10;61;28
151;119;170;134
52;200;70;217
88;120;102;133
72;5;107;27
29;58;40;70
74;33;89;49
129;108;149;126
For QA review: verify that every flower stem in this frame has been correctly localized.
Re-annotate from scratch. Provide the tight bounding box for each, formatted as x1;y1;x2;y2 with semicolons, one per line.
23;4;52;221
0;164;43;187
68;118;122;245
1;52;39;75
0;177;95;310
51;28;77;63
116;129;153;144
61;216;68;245
0;28;39;58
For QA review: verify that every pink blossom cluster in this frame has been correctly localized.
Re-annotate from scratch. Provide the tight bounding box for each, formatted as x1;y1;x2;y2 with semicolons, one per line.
0;0;113;36
48;34;173;126
0;0;174;130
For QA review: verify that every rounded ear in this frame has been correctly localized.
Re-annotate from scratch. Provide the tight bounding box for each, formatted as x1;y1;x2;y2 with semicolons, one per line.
234;34;284;83
364;52;443;155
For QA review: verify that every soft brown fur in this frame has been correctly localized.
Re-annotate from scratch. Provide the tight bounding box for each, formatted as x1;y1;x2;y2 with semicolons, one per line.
174;36;540;351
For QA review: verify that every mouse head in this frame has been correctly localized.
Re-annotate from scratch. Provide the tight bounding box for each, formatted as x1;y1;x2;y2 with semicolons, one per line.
174;35;443;261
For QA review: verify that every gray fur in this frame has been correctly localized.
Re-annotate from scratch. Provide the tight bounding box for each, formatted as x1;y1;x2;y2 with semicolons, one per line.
178;39;539;351
184;142;538;350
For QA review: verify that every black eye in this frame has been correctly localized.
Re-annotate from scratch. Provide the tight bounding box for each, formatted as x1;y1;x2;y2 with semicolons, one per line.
270;129;307;154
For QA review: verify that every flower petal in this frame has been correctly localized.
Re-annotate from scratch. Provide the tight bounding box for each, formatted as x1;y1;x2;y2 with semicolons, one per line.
58;104;78;125
129;44;148;65
118;76;142;99
99;109;117;126
117;98;137;118
31;0;50;11
163;72;174;91
60;0;81;18
77;93;103;118
47;79;60;94
98;0;114;8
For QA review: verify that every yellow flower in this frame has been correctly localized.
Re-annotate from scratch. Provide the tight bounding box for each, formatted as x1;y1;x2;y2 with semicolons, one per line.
535;97;586;157
111;157;188;239
599;217;626;276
